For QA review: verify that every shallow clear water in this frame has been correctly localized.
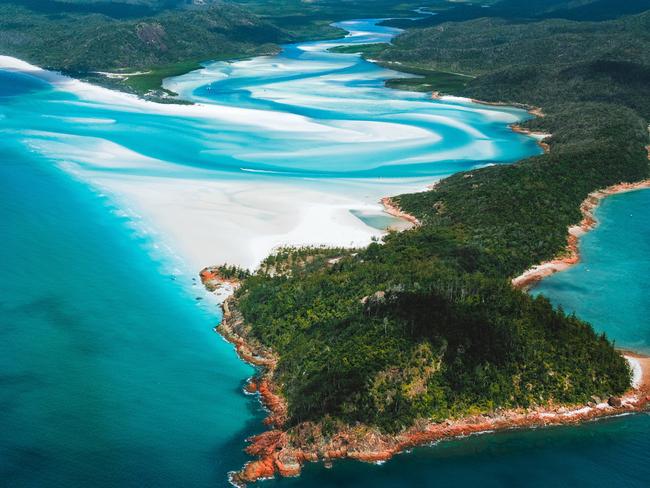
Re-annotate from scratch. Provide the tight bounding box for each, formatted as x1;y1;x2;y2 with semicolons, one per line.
1;16;648;488
534;189;650;354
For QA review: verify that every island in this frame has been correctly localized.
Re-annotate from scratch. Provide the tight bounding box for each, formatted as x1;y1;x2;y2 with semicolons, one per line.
200;4;650;486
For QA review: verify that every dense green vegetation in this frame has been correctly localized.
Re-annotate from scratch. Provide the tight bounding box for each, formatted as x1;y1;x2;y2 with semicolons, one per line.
385;0;650;28
229;3;650;433
379;14;650;81
236;242;630;432
214;263;251;281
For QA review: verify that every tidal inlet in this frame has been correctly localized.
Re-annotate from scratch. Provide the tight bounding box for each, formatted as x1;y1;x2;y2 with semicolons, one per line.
2;3;649;488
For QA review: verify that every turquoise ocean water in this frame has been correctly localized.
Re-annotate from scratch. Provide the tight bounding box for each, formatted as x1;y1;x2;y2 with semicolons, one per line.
1;17;649;488
534;189;650;354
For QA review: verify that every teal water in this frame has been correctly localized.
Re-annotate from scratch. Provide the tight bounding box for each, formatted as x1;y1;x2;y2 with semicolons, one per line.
1;16;649;488
275;414;650;487
0;142;262;486
534;189;650;354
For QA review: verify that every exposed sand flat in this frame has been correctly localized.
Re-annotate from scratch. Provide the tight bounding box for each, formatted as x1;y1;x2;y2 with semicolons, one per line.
624;353;650;391
85;174;400;272
39;131;431;272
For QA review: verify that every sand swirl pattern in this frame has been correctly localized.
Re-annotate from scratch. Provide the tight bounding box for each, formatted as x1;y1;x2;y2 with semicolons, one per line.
0;19;540;270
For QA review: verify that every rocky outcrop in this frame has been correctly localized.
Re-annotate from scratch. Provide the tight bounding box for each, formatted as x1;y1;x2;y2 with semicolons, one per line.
229;388;649;486
199;267;241;292
510;124;551;153
608;396;622;408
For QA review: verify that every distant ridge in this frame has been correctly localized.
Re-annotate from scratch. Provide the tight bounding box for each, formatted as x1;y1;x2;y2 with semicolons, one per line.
386;0;650;28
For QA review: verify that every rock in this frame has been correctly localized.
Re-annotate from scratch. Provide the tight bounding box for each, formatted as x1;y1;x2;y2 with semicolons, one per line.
608;396;622;408
360;290;386;305
590;395;601;404
276;458;301;477
244;380;258;394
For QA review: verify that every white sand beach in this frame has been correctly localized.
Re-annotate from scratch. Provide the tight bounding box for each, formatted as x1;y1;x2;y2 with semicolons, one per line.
0;53;535;276
82;173;428;272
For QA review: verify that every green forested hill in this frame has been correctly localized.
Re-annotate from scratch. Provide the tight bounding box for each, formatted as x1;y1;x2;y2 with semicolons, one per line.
379;12;650;84
0;3;286;72
0;1;290;98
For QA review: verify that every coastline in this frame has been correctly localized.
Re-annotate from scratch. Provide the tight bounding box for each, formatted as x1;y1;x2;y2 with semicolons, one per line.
203;105;650;486
510;124;551;153
511;179;650;290
208;278;650;487
2;52;537;273
380;196;421;227
432;91;551;153
470;98;551;153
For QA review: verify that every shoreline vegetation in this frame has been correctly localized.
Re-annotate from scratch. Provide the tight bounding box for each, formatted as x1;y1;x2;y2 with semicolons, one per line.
197;5;650;485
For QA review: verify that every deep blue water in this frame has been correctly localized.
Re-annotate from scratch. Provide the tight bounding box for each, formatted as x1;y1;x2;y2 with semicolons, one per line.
1;16;649;488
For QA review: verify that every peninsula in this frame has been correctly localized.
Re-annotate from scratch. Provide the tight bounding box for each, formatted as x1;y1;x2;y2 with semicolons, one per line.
201;3;650;485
